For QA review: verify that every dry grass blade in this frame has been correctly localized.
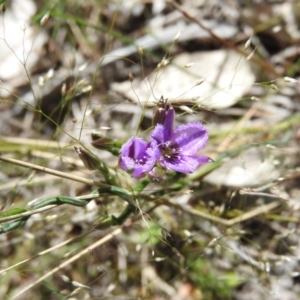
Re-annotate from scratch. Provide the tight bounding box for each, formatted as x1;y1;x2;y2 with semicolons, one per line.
0;229;94;275
0;156;96;186
11;227;123;299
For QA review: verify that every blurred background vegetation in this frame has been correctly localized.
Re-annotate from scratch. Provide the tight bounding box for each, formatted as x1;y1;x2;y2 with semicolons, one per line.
0;0;300;299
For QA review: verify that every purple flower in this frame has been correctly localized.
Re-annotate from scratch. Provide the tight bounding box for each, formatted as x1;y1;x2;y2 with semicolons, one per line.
119;137;159;178
151;122;211;173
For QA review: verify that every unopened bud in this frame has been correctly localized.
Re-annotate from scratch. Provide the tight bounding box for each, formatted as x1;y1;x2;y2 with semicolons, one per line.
91;136;120;155
74;146;100;170
153;96;174;127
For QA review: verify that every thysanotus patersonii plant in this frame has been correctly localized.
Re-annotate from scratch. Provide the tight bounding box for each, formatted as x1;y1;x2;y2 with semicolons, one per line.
119;97;212;179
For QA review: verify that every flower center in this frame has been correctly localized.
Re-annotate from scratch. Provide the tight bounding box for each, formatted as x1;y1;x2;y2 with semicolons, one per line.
134;155;147;165
162;142;180;159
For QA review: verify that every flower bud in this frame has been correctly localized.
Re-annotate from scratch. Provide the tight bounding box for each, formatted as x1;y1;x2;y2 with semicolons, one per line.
91;135;121;155
152;96;174;127
74;146;100;170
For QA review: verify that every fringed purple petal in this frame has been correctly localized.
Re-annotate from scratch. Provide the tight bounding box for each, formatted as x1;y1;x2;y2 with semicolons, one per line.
120;137;148;160
159;154;201;173
170;122;208;155
151;124;165;145
159;154;212;173
119;137;159;178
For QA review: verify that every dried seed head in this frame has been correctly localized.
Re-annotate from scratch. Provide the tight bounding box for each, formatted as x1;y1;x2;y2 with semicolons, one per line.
46;68;54;79
195;78;205;86
179;105;194;114
244;37;251;50
61;83;67;96
38;76;45;87
184;62;194;68
81;85;92;93
40;12;50;26
173;31;181;42
128;72;134;82
78;63;88;72
138;45;144;56
66;86;75;97
77;79;88;87
157;58;170;69
251;96;260;101
246;49;255;61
